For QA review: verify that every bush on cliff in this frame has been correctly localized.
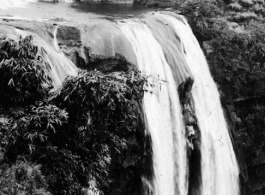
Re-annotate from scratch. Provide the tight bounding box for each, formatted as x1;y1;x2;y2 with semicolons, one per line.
0;161;50;195
207;23;265;100
175;0;224;41
0;35;149;195
0;35;52;106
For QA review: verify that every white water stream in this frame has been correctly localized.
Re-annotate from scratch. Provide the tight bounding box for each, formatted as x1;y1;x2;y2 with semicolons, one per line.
119;13;239;195
119;20;187;195
158;13;239;195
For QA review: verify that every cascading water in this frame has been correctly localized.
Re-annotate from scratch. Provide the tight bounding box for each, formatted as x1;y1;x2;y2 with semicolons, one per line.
118;12;239;195
157;13;240;195
118;20;187;195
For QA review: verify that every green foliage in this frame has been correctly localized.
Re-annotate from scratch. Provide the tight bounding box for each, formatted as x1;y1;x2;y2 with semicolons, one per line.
0;161;50;195
207;24;265;99
47;70;149;194
0;35;149;195
175;0;224;40
0;35;71;195
0;35;52;106
56;70;147;131
3;102;68;161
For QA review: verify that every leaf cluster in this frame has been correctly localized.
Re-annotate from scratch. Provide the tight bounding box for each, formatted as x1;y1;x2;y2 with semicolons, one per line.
0;35;52;106
0;161;50;195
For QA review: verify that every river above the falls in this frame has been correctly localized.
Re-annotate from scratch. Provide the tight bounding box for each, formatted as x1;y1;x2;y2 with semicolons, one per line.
71;1;160;16
0;0;161;22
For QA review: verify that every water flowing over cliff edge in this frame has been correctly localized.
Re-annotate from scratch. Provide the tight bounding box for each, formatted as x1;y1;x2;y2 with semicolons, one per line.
0;8;240;195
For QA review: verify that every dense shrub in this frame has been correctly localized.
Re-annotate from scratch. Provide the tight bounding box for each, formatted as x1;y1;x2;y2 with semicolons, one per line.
48;70;149;194
0;35;149;195
207;23;265;99
0;161;50;195
0;35;52;106
175;0;224;40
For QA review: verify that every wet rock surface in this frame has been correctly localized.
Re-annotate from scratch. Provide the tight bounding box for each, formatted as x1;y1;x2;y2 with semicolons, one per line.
178;77;202;195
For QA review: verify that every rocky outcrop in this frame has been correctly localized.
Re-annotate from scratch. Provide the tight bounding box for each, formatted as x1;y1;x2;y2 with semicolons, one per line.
54;22;138;70
178;77;202;195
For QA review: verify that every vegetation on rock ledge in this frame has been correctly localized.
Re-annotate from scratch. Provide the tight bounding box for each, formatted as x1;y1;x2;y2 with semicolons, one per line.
0;35;150;195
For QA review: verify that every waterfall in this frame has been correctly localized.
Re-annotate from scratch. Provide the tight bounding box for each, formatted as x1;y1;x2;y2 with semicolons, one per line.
118;12;239;195
0;8;240;194
157;13;240;195
118;19;187;195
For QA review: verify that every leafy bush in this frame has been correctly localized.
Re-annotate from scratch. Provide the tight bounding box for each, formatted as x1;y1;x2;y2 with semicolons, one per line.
0;35;70;194
47;70;149;194
3;102;68;162
0;161;50;195
0;35;52;106
207;24;265;99
0;35;150;195
175;0;224;40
